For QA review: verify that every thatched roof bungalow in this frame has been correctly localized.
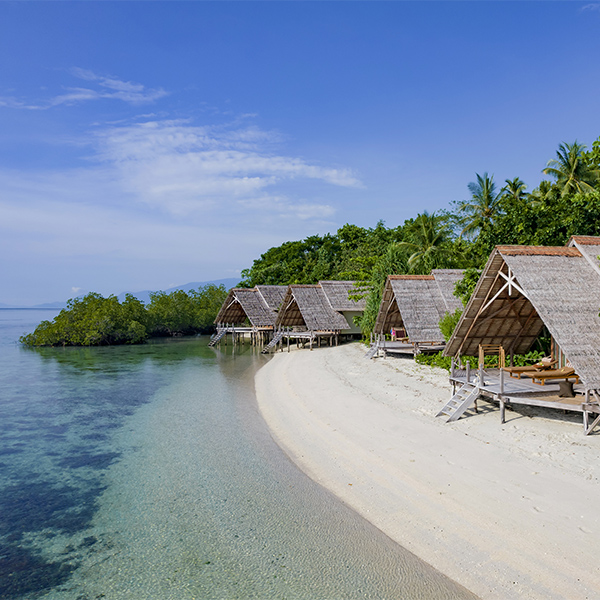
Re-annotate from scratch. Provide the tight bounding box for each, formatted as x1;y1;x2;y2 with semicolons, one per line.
444;242;600;392
319;280;366;334
276;281;365;333
374;269;464;343
214;285;287;328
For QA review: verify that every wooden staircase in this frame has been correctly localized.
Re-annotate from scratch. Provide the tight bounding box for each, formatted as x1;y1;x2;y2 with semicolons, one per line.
262;331;285;354
436;382;480;422
208;328;228;347
364;342;380;360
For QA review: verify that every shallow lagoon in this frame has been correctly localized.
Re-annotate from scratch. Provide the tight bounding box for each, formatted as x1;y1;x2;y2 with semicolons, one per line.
0;310;475;599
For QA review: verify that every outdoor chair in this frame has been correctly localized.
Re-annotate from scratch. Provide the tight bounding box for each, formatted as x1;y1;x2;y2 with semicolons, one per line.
522;366;579;386
502;359;558;379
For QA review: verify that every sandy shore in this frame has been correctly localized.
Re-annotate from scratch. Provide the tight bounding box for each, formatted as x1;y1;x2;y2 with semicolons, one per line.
256;343;600;600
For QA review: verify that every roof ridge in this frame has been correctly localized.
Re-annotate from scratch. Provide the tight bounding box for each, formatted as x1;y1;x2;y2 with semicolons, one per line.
568;235;600;245
388;274;435;280
497;245;581;257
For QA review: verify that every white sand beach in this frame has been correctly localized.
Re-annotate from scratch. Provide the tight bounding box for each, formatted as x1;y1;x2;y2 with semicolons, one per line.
256;343;600;600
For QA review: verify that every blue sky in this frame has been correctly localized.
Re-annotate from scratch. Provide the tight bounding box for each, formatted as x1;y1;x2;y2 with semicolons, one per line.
2;1;600;305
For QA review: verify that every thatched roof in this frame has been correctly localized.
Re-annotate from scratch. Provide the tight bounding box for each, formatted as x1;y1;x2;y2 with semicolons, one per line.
374;270;464;342
276;285;350;331
444;243;600;390
214;286;286;327
568;236;600;278
319;280;367;311
256;285;287;311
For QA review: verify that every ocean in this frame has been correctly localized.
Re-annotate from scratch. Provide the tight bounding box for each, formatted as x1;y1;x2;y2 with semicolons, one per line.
0;309;475;599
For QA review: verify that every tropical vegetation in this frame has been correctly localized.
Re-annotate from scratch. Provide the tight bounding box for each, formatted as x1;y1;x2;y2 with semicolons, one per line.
20;285;228;347
241;136;600;338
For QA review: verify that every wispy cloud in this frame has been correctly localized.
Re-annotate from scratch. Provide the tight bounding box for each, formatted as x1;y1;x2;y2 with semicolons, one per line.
90;119;362;216
0;68;167;110
580;3;600;12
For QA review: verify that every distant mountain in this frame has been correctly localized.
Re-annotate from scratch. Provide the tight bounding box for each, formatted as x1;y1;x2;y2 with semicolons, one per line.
118;278;241;305
3;278;241;309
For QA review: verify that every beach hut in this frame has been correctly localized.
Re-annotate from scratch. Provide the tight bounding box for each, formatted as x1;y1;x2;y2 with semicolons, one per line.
318;280;366;334
211;285;287;345
372;269;464;356
442;241;600;432
266;281;365;351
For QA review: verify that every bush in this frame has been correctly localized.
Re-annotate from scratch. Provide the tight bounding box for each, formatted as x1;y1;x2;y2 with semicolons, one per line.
415;350;548;372
439;308;463;342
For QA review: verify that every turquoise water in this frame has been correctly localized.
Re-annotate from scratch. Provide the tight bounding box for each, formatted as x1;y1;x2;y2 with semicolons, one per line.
0;309;477;599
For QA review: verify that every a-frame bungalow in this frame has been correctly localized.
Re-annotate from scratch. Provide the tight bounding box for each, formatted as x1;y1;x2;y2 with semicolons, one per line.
210;285;287;346
440;239;600;433
370;269;464;357
265;281;366;351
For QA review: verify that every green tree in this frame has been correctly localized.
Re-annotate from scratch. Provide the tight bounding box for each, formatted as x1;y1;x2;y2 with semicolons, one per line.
501;177;528;203
457;172;503;238
398;212;458;273
542;141;599;197
583;136;600;173
439;308;463;342
20;293;149;346
454;268;483;306
147;284;227;336
358;242;410;336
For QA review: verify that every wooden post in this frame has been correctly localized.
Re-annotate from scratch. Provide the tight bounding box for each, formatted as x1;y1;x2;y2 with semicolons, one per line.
450;357;455;379
287;334;290;353
466;361;470;383
500;398;505;424
499;366;504;395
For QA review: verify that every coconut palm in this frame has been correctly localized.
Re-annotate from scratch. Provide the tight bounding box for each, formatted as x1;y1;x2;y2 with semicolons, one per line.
398;212;455;273
457;172;503;238
501;177;528;203
542;141;599;197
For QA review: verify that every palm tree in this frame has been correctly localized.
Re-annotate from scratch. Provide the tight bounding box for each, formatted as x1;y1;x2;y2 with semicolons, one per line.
528;179;556;206
542;141;599;197
398;212;455;273
457;172;503;238
501;177;528;203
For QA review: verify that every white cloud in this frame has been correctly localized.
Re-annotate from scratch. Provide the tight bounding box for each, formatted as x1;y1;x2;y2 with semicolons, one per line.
91;119;361;216
0;68;167;110
581;3;600;11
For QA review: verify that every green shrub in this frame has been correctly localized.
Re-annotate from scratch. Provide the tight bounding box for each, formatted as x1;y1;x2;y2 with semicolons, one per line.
415;350;548;372
439;308;463;342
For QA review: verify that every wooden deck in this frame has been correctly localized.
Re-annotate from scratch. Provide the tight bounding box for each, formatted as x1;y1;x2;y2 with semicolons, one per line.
370;340;446;358
449;368;600;433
